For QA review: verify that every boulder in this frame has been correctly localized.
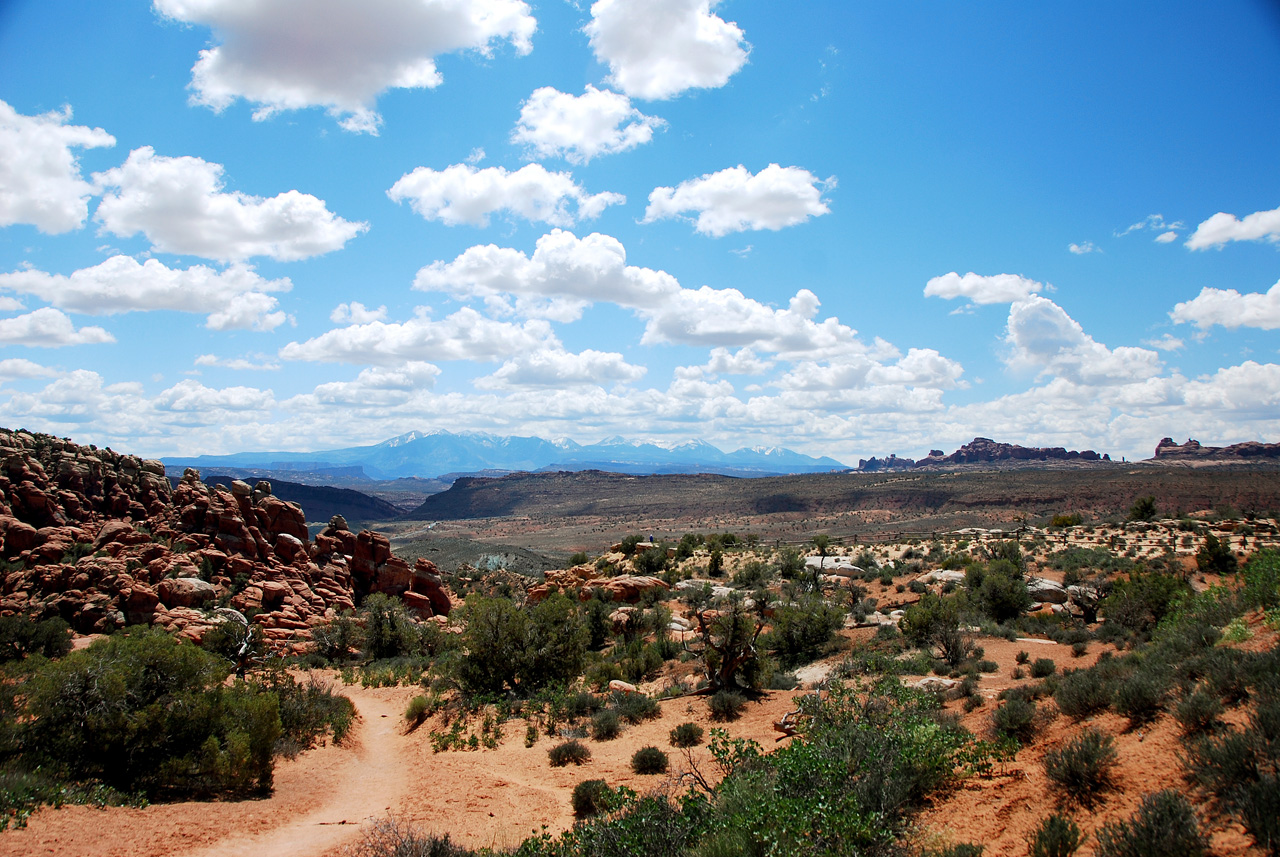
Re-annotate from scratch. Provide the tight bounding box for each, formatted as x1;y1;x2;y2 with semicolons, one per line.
1025;577;1069;604
157;577;216;608
597;575;670;603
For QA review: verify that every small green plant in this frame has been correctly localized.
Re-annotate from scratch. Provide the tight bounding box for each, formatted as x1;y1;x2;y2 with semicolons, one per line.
548;739;592;767
1029;812;1086;857
669;721;704;748
1031;658;1057;678
976;659;999;673
708;689;747;721
1174;689;1223;735
1043;727;1117;806
992;695;1038;744
631;746;669;775
1055;668;1113;718
1094;790;1207;857
404;695;434;729
1071;641;1088;658
1016;650;1031;665
591;708;621;740
1111;668;1170;725
524;724;538;748
571;779;616;818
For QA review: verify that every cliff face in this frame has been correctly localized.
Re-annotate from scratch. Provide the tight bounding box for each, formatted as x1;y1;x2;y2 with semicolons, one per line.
1154;437;1280;461
0;428;448;651
912;437;1109;467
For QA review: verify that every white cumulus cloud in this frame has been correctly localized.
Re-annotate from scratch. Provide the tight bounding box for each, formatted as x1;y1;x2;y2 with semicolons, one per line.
279;307;556;366
1004;296;1161;385
153;379;275;412
924;272;1045;305
388;163;624;227
643;164;832;236
194;354;281;371
154;0;536;133
477;346;646;389
511;85;665;164
330;302;388;324
1170;278;1280;330
93;147;366;262
1068;241;1098;255
1185;205;1280;250
0;255;292;331
0;100;116;234
0;358;59;380
585;0;750;100
0;308;115;347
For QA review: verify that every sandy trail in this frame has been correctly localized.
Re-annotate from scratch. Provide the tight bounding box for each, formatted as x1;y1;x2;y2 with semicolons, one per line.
176;690;411;857
0;684;417;857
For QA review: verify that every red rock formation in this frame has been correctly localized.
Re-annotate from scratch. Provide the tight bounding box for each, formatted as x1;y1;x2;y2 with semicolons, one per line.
0;427;448;650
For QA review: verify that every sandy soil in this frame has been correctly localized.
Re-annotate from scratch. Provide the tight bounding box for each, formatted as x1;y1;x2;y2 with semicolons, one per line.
0;680;800;857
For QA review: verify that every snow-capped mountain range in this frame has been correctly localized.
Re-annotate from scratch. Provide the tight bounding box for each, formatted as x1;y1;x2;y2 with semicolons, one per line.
164;430;847;481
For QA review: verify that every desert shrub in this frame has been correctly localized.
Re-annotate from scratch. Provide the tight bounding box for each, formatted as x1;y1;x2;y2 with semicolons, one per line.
1030;658;1056;678
1029;813;1085;857
1043;727;1117;805
548;739;592;767
992;695;1038;744
1195;533;1238;576
1016;650;1031;665
1129;496;1158;522
612;690;661;724
1242;549;1280;609
901;593;973;667
22;628;281;797
346;816;473;857
976;659;999;673
1175;689;1223;734
709;689;747;721
572;779;617;818
405;695;433;728
1094;790;1207;857
631;746;669;775
934;845;984;857
1055;667;1114;718
669;722;704;748
1102;570;1192;638
264;672;355;755
591;709;621;740
0;615;70;662
973;564;1033;623
456;594;587;696
310;613;361;662
1112;666;1171;725
764;595;845;667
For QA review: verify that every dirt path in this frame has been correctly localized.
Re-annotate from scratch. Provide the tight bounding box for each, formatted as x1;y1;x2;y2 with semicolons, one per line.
176;690;412;857
0;684;416;857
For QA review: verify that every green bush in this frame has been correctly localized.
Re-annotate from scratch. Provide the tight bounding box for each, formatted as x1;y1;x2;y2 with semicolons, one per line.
264;671;355;756
1243;549;1280;610
1195;533;1238;576
22;628;281;797
1128;496;1157;522
1112;667;1170;725
1043;727;1117;806
1055;667;1114;718
1094;790;1207;857
346;817;473;857
612;691;661;724
1029;812;1085;857
1102;570;1192;638
992;696;1038;744
1016;650;1031;665
1031;658;1057;678
591;709;621;740
976;659;999;673
764;595;844;667
456;594;587;696
709;689;747;721
572;779;616;818
1175;689;1223;734
0;615;70;662
548;739;592;767
405;695;433;729
669;722;704;748
631;746;669;775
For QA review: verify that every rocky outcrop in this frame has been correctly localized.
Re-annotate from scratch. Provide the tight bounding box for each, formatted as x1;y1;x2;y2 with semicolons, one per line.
0;427;450;652
1154;437;1280;462
913;438;1109;467
856;454;915;472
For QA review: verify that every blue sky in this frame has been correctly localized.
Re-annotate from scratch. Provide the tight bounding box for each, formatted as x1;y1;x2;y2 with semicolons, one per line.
0;0;1278;463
